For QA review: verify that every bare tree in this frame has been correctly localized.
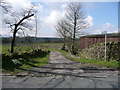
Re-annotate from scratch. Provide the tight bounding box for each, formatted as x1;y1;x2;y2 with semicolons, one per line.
0;0;11;14
65;2;87;55
1;1;37;53
55;19;68;50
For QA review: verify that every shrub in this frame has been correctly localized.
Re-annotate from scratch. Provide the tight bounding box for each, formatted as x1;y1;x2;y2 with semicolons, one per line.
79;41;119;61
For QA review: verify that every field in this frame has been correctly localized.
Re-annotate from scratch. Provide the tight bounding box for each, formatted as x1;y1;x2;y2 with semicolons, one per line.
2;43;63;55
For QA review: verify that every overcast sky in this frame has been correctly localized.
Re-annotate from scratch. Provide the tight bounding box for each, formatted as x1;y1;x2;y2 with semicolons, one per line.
0;0;118;37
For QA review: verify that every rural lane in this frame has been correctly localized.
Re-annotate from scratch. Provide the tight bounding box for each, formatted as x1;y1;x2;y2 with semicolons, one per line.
2;51;119;88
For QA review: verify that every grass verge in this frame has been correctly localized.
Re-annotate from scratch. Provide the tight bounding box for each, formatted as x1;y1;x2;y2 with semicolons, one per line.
2;49;50;74
59;49;120;69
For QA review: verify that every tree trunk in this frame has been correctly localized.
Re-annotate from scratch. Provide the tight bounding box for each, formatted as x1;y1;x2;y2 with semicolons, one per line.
72;16;77;54
11;29;17;53
63;37;66;49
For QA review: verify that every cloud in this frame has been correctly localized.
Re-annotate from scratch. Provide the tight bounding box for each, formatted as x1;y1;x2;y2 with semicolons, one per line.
0;0;44;37
4;0;43;15
7;0;32;11
102;22;114;30
0;1;94;37
103;23;118;33
29;0;119;2
61;3;68;10
39;10;61;37
0;27;12;36
44;10;60;25
38;8;67;37
1;2;117;38
84;15;93;27
85;22;118;35
33;3;44;13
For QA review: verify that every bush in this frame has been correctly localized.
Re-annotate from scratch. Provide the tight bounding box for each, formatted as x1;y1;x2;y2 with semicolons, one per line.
79;41;120;61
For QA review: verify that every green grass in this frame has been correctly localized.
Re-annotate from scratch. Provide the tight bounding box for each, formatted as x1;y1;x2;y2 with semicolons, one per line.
2;43;63;54
2;42;119;74
2;45;35;55
2;51;50;74
0;45;2;53
45;48;60;51
15;43;63;47
69;58;119;68
30;43;63;45
59;49;120;69
2;43;51;74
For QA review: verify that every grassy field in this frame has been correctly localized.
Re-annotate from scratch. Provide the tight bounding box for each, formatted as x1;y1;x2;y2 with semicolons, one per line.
2;43;63;54
2;45;34;55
